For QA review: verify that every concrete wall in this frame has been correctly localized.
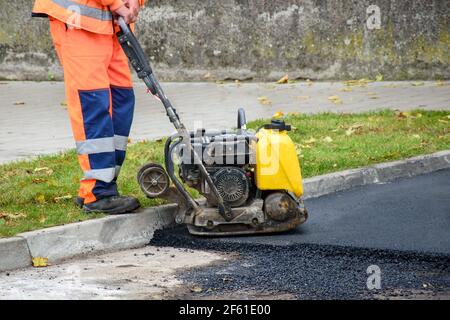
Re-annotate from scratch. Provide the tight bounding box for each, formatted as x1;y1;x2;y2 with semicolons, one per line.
0;0;448;81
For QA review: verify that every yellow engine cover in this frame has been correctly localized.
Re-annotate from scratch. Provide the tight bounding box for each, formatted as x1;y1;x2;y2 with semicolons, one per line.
255;128;303;198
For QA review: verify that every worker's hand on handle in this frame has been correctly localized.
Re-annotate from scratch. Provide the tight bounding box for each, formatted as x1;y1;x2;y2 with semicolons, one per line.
123;0;141;22
113;5;133;24
113;0;141;24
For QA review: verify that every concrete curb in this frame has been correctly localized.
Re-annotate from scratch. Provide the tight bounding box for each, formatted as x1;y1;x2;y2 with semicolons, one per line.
1;150;449;272
0;237;32;271
0;204;176;272
302;150;450;199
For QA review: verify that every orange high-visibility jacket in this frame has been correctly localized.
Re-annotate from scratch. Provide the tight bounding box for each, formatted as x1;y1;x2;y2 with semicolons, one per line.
32;0;145;35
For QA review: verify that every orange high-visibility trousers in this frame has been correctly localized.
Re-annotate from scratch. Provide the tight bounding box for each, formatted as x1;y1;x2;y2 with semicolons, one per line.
49;18;135;204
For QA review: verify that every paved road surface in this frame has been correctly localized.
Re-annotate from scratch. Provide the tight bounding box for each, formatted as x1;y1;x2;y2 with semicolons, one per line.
1;170;449;299
0;81;448;163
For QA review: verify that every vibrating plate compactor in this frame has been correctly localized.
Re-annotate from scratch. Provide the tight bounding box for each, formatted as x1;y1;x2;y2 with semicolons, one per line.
117;19;308;236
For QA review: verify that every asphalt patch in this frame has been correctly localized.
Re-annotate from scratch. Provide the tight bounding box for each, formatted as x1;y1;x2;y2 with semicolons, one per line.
151;226;450;300
171;169;450;254
151;170;450;299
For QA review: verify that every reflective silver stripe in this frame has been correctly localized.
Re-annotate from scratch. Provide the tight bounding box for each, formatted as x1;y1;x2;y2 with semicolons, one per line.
114;135;129;151
52;0;113;21
115;165;122;178
76;137;115;155
84;168;116;183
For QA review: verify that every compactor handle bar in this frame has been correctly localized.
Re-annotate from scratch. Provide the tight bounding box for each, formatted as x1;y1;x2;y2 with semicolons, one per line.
116;18;182;130
116;18;233;221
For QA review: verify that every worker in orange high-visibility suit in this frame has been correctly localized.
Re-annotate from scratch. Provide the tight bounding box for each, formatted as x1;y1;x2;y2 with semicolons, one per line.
32;0;145;214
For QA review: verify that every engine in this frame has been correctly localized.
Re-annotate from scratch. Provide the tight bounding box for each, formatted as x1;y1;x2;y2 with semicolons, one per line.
177;130;257;208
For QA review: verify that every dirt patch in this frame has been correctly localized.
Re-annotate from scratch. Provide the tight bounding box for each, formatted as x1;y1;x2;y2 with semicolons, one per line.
0;246;226;300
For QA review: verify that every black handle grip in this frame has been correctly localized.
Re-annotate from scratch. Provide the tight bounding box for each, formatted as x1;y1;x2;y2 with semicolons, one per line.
116;17;153;80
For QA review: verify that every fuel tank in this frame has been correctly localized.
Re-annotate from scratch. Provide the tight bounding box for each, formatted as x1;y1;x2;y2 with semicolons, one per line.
255;120;304;198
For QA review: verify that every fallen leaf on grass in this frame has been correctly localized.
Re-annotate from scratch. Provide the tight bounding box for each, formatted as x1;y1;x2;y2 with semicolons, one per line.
257;96;272;106
412;134;421;139
297;143;312;149
277;74;289;84
0;212;27;221
32;178;48;184
328;95;343;105
34;167;54;176
323;136;334;143
396;111;408;119
54;194;73;202
395;111;422;119
345;124;364;136
39;215;47;223
35;194;46;204
32;257;49;268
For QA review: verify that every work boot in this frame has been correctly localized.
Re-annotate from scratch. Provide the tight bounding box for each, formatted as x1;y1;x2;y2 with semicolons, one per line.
83;196;140;215
75;197;84;208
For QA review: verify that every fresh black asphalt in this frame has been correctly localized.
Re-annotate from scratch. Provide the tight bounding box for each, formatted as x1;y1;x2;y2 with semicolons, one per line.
200;167;450;254
151;169;450;299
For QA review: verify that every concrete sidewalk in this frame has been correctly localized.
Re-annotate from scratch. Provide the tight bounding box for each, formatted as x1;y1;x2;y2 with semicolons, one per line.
0;81;448;164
